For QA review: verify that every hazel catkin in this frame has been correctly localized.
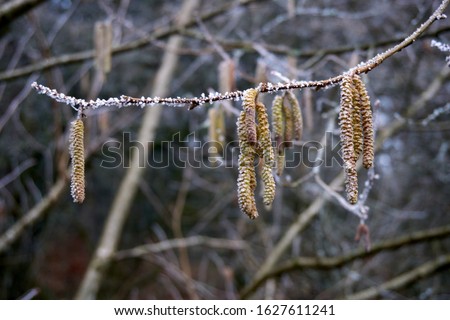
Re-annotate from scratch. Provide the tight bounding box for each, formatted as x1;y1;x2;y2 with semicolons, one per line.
353;75;374;169
69;118;85;203
243;88;258;146
256;102;275;206
339;75;358;204
285;91;303;142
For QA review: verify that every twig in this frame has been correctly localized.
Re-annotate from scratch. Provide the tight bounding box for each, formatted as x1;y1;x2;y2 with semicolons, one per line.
0;159;36;189
345;253;450;299
240;224;450;298
0;0;260;82
115;236;248;259
179;25;450;59
31;0;450;110
0;0;45;27
0;176;67;254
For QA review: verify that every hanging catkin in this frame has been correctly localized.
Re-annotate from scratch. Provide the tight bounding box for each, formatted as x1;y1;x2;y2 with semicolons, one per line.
237;93;258;219
351;79;363;162
285;91;303;141
256;102;275;206
353;75;374;169
243;88;258;146
69;118;85;203
272;95;284;154
282;95;293;148
272;95;285;176
339;75;358;204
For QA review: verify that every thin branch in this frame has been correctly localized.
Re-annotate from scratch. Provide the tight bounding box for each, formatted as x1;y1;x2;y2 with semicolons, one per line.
240;224;450;299
115;236;248;260
31;0;450;110
0;0;260;82
180;25;450;59
0;0;46;28
345;253;450;299
0;159;36;189
0;176;67;254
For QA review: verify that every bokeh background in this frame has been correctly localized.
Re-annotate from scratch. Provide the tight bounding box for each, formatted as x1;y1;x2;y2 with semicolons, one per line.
0;0;449;299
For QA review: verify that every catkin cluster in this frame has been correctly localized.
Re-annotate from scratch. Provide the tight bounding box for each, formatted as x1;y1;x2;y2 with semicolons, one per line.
237;89;275;219
339;74;374;204
69;118;85;203
271;91;303;176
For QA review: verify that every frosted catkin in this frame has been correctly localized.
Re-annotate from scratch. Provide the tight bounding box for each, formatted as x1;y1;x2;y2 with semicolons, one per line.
285;91;303;141
339;75;358;204
256;102;275;206
237;109;258;219
353;75;374;169
69;118;85;203
243;88;258;146
272;95;284;154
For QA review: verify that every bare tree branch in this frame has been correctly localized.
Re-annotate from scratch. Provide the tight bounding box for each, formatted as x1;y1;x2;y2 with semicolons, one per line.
240;225;450;298
0;176;67;254
30;0;450;110
0;0;260;82
0;159;35;189
0;0;46;28
346;253;450;299
115;236;248;260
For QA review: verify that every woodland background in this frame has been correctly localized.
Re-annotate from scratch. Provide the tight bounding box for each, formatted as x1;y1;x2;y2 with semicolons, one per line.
0;0;449;299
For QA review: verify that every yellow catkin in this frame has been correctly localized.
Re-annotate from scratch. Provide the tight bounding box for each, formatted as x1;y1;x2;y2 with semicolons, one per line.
282;94;293;148
94;21;112;75
271;95;284;154
276;148;285;177
285;91;303;141
353;75;374;169
69;118;85;203
243;88;258;146
237;110;258;219
208;105;226;161
256;102;275;206
339;75;358;204
351;79;363;162
218;59;235;93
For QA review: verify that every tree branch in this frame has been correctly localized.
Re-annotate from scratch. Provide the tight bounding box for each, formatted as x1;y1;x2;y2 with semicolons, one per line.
345;253;450;299
0;175;67;254
114;236;248;260
240;224;450;298
0;0;260;82
180;25;450;58
30;0;450;110
0;0;46;28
